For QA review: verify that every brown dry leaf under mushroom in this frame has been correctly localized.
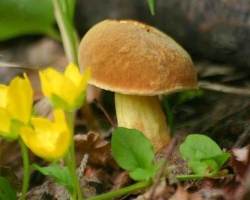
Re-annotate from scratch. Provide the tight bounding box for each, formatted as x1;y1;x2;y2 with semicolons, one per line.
74;132;118;169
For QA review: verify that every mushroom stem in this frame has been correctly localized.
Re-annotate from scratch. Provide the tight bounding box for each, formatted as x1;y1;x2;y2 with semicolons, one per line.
115;93;171;152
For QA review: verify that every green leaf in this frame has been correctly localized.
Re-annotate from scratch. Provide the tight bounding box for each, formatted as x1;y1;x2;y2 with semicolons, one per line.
111;127;155;171
165;91;204;110
147;0;155;15
31;163;73;193
201;153;231;174
129;161;162;181
188;159;217;175
180;134;231;175
129;168;153;181
9;119;25;141
74;91;86;110
50;93;71;111
0;0;60;41
162;91;203;136
0;177;17;200
180;134;224;160
0;166;21;191
129;168;154;181
111;127;162;181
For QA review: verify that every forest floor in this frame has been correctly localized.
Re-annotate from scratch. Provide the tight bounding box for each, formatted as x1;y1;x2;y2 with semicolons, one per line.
1;36;250;200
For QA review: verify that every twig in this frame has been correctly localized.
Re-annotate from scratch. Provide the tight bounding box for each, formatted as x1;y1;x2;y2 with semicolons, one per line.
242;165;250;200
94;99;116;128
199;81;250;96
149;139;177;199
0;61;21;68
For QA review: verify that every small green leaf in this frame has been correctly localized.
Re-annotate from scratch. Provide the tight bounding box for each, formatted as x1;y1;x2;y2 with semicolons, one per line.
51;94;70;111
74;91;86;110
129;168;153;181
188;160;209;175
111;127;162;181
180;134;224;160
175;91;203;105
165;91;204;110
0;166;21;191
129;161;162;181
111;127;155;172
202;153;231;171
0;177;17;200
180;134;231;176
147;0;155;15
162;91;203;136
31;163;73;192
188;159;217;175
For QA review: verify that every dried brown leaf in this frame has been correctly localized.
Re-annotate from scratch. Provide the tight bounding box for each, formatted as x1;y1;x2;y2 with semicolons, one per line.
197;176;243;200
0;166;21;191
229;145;250;181
74;132;119;169
169;184;202;200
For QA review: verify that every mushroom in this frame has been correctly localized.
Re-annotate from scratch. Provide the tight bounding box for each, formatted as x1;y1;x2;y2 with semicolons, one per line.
78;20;198;152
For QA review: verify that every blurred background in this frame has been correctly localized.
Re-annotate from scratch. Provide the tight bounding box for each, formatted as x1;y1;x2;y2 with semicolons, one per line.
75;0;250;70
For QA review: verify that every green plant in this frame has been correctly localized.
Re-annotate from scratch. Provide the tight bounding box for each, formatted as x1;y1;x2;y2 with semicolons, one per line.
31;163;74;194
0;177;17;200
179;134;231;178
162;91;204;136
0;0;154;42
147;0;155;15
0;0;59;41
86;129;231;200
0;74;33;200
0;63;89;200
86;127;162;200
111;127;163;181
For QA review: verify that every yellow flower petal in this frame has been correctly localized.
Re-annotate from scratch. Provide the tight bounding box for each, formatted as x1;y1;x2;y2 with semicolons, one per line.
40;67;78;107
0;107;11;135
7;74;33;124
21;126;69;160
64;63;82;87
72;67;91;106
39;68;56;98
0;85;8;108
53;109;68;131
77;67;91;94
39;64;90;110
20;109;71;161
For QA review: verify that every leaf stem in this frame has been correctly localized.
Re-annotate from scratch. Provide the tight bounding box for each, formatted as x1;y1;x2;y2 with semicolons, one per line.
66;111;83;200
18;138;30;200
87;179;153;200
147;0;155;15
52;0;78;64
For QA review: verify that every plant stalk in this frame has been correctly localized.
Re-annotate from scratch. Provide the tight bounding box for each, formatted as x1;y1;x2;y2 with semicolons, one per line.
66;111;83;200
18;138;30;200
87;179;153;200
52;0;78;64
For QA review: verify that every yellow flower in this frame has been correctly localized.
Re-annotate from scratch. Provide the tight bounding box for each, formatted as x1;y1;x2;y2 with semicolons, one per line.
39;63;90;111
20;109;71;161
0;74;33;141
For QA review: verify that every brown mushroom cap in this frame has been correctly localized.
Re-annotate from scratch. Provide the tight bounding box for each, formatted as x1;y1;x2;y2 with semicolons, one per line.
78;19;198;95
